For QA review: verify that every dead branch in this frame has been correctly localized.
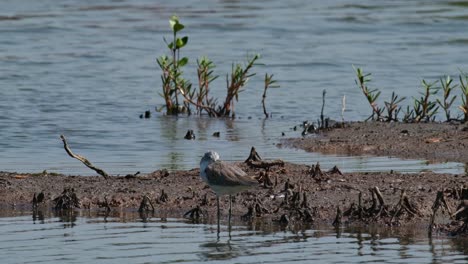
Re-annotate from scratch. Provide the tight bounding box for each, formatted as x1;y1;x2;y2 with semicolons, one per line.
60;135;110;179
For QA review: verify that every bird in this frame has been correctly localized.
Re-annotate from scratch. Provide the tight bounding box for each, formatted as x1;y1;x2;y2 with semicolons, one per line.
199;151;258;229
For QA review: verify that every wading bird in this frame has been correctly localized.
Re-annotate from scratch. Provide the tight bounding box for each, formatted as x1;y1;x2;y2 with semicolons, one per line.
199;151;257;229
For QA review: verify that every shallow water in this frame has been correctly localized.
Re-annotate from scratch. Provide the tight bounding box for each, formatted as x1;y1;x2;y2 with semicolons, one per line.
1;0;468;175
1;211;468;264
4;2;468;262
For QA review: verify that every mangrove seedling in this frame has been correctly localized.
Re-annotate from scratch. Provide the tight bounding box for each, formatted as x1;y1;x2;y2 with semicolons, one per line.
320;89;326;128
413;80;439;122
196;57;219;115
384;92;406;122
157;15;191;115
262;73;279;118
354;66;383;121
436;75;457;122
157;16;271;118
341;95;346;125
459;72;468;122
221;54;260;117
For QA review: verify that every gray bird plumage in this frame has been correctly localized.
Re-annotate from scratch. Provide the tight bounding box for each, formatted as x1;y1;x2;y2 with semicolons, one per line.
200;151;257;195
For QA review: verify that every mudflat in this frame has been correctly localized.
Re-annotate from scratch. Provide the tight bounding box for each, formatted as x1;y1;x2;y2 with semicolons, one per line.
1;122;467;232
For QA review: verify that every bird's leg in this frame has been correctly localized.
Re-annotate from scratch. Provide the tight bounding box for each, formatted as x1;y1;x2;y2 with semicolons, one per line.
217;195;220;234
228;195;232;232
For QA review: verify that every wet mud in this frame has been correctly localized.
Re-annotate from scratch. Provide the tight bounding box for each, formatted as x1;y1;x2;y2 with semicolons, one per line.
2;122;468;234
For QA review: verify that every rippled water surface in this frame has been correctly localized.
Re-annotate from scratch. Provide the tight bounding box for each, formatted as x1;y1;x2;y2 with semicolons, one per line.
1;0;468;174
4;1;468;262
1;212;468;264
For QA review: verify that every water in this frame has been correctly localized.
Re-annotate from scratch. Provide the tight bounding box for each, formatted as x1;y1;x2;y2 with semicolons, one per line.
2;2;468;260
1;0;468;175
0;211;467;264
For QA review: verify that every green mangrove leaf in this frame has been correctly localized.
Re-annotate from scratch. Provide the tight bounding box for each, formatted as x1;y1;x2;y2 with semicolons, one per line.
167;42;174;50
176;36;188;48
178;57;189;67
169;16;185;33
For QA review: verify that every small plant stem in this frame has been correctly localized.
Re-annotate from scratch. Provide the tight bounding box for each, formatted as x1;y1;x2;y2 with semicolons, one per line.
262;84;268;118
262;73;279;118
341;95;346;124
320;89;326;128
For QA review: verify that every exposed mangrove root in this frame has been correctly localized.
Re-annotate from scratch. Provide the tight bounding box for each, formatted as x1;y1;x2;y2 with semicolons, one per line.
32;191;45;209
241;205;254;221
309;162;323;178
98;196;111;213
244;146;262;163
138;195;155;213
200;193;209;206
60;135;110;179
328;166;343;175
344;187;390;222
254;198;270;217
124;171;140;179
308;162;343;182
257;170;273;188
184;206;204;221
279;214;289;225
184;129;196;140
332;206;342;227
429;190;452;235
157;189;169;204
453;200;468;220
53;188;80;210
390;189;421;223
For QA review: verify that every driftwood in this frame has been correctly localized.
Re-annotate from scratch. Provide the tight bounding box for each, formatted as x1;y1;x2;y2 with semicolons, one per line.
60;135;110;179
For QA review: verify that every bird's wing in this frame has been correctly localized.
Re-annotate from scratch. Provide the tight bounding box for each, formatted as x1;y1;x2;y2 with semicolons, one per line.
205;161;257;187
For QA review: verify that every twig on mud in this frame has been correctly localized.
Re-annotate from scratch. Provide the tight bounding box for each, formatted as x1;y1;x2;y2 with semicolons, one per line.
60;135;110;179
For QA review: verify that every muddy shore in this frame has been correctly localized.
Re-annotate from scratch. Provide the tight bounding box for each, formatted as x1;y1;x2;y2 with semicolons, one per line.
1;122;468;232
284;121;468;164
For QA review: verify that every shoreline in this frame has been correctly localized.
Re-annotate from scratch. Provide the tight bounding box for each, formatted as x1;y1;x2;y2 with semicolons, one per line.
2;121;468;234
